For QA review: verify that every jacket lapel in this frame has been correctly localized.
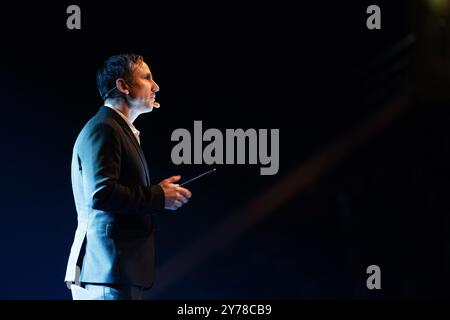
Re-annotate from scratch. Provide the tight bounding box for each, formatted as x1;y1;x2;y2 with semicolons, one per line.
100;106;151;185
121;126;151;185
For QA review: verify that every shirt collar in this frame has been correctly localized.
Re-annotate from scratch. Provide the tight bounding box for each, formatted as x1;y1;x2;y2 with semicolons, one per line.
105;105;141;143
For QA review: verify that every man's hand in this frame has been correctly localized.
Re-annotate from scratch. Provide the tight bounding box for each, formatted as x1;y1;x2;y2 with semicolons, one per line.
158;175;192;210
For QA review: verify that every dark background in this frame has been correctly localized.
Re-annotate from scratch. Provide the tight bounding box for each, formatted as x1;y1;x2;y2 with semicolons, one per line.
1;0;450;299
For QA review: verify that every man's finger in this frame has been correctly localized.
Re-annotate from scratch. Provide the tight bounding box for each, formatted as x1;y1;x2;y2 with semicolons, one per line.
166;175;181;183
176;193;189;204
174;199;183;208
177;187;192;199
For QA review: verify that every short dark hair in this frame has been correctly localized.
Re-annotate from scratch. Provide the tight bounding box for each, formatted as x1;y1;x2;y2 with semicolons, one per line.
96;53;144;100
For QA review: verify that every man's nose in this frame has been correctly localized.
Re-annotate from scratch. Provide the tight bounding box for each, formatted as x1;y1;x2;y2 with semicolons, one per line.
152;81;160;93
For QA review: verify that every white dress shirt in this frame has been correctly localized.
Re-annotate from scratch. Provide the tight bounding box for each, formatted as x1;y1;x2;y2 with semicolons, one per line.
105;105;141;145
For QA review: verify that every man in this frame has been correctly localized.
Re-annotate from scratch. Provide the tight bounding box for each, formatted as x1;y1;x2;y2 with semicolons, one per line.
64;53;192;300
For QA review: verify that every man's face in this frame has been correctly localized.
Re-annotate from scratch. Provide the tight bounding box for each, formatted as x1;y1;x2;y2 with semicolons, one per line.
125;61;160;113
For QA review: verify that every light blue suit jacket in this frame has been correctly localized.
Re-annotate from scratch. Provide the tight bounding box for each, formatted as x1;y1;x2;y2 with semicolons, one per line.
65;106;165;288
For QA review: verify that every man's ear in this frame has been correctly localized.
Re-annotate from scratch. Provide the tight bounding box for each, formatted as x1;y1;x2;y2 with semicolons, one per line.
116;78;130;95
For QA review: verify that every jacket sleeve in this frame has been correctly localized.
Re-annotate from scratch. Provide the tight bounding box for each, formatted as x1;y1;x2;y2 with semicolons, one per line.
80;123;165;214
